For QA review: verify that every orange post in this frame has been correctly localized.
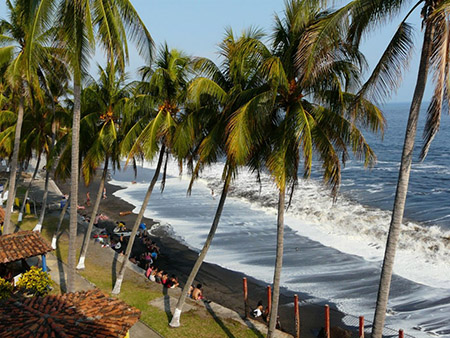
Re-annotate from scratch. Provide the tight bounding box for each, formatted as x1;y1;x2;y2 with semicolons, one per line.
359;316;364;338
294;294;300;338
399;329;404;338
325;305;330;338
243;277;249;318
267;285;272;317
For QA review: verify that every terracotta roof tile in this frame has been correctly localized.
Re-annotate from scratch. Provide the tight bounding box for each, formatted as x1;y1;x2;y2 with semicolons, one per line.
0;230;53;263
0;289;140;338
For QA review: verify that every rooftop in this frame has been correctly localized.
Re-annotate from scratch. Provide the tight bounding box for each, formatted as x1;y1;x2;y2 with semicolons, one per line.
0;230;53;264
0;288;141;338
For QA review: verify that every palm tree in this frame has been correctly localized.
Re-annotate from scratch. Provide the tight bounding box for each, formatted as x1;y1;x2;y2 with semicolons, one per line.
76;63;131;270
0;0;53;234
112;45;190;294
169;29;271;327
57;0;153;292
346;1;449;336
243;2;386;335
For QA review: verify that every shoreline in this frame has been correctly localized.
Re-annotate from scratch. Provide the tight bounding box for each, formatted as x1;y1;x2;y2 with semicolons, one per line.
59;173;350;337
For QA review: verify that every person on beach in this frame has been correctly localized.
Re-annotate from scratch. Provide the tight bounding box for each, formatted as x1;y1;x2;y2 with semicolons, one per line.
166;275;179;289
192;284;203;300
155;270;163;284
102;187;107;199
86;192;91;206
149;268;158;282
145;265;153;279
252;301;264;318
161;273;169;285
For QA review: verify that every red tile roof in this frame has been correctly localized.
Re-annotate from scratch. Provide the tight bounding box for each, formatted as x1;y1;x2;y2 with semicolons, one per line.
0;289;141;337
0;230;53;264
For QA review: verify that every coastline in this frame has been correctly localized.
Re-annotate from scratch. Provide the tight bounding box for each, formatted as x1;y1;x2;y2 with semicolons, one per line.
59;173;350;337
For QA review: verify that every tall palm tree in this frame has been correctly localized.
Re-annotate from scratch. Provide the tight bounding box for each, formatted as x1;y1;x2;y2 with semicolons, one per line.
169;29;271;327
346;1;449;336
112;45;190;294
76;63;132;269
238;2;386;335
0;0;53;234
57;0;153;292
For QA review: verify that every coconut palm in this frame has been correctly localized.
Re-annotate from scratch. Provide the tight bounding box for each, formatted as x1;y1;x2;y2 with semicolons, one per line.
169;28;271;327
0;0;54;234
57;0;153;292
345;1;450;336
76;63;132;270
112;45;190;294
35;52;71;230
232;2;386;335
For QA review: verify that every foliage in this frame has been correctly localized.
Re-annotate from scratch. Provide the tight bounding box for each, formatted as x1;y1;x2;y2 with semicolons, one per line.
0;277;13;300
16;266;52;296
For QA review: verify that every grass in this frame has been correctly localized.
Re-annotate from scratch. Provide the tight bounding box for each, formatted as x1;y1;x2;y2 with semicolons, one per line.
15;211;264;338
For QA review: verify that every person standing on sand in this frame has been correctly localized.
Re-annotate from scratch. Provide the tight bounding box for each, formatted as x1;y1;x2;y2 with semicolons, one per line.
86;192;91;206
102;187;107;199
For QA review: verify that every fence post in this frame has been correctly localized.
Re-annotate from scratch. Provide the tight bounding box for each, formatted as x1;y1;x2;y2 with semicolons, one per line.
359;316;364;338
325;305;330;338
399;329;404;338
294;294;300;338
243;277;249;318
267;285;272;318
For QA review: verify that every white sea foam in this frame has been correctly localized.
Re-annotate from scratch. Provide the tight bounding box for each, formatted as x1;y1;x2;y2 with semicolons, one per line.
112;159;450;289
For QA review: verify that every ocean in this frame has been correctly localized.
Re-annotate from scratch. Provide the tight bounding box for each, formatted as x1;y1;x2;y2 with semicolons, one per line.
110;102;450;337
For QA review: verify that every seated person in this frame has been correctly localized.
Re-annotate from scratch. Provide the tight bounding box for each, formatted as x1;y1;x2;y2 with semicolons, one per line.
155;270;163;284
166;275;179;289
149;268;158;282
192;283;203;300
161;272;169;285
145;264;153;278
252;301;264;318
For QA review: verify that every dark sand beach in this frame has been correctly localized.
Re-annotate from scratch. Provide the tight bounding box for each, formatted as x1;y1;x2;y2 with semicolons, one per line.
59;173;350;337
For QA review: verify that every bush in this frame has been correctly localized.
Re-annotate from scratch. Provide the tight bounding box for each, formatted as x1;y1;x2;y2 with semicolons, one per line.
0;277;13;300
16;266;52;296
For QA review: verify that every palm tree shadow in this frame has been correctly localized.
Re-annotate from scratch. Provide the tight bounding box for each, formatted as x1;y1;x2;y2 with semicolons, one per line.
111;251;118;287
55;232;67;292
163;286;172;322
204;301;237;338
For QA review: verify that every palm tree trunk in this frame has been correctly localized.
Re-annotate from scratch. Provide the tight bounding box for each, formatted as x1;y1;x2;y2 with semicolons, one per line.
371;21;434;338
35;161;51;231
51;194;70;249
76;157;109;269
3;96;25;234
112;145;166;295
169;167;232;328
36;103;58;231
19;154;41;222
267;185;286;337
67;77;81;293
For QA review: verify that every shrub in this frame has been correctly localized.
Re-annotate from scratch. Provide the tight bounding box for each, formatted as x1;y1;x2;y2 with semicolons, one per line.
16;266;52;296
0;277;13;300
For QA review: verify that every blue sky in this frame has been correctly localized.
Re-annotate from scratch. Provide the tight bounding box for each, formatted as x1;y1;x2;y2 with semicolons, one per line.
0;0;431;103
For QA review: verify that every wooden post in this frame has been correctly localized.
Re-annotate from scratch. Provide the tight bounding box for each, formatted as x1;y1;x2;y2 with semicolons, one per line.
243;277;249;318
267;285;272;317
294;294;300;338
399;329;404;338
359;316;364;338
325;305;330;338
